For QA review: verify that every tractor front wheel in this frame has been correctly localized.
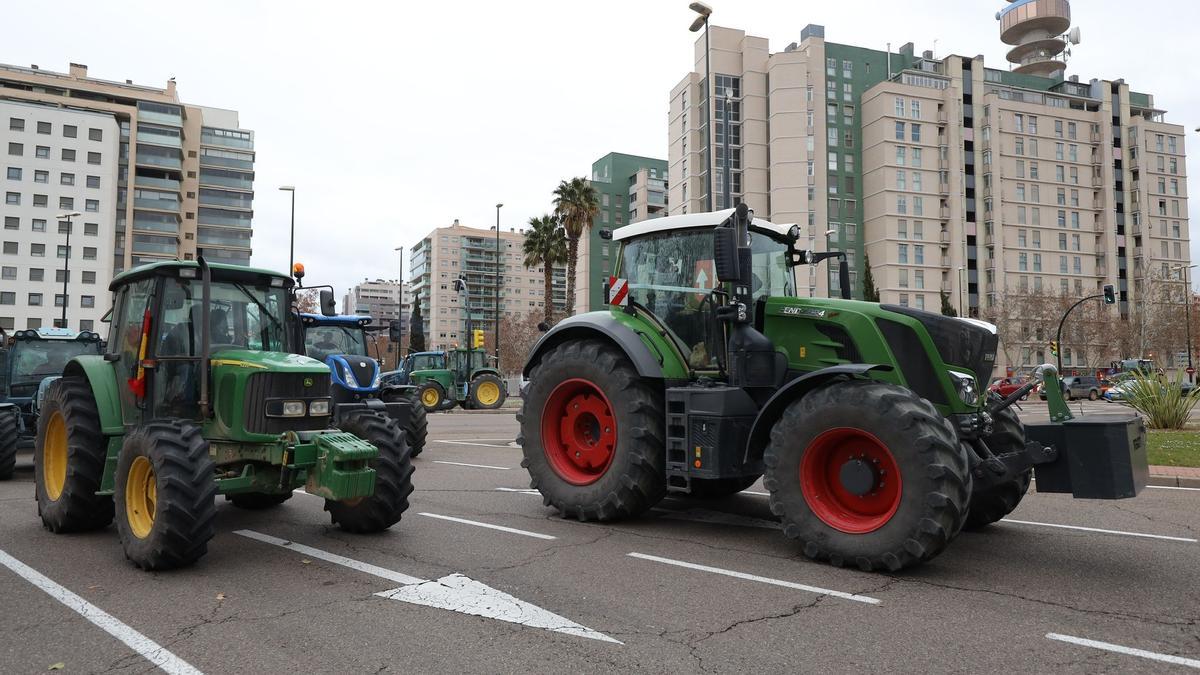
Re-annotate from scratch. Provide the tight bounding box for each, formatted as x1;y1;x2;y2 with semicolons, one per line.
114;420;217;570
417;382;445;412
763;379;971;571
519;339;665;521
964;405;1031;530
469;374;506;410
325;410;414;533
0;406;17;480
35;377;114;532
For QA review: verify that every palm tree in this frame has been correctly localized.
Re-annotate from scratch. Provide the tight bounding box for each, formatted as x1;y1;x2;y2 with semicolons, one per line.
522;214;568;325
552;177;600;316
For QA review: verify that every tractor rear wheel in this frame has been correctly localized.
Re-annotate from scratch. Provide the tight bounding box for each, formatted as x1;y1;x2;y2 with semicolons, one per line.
114;420;217;570
325;410;414;533
229;492;292;510
686;475;762;499
964;405;1031;530
405;395;429;457
763;379;971;572
417;381;445;412
35;377;114;532
0;406;17;480
519;339;665;521
469;374;506;410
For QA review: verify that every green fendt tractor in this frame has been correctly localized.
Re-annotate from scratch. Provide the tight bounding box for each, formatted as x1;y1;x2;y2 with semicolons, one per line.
403;347;507;412
35;259;414;570
519;206;1147;571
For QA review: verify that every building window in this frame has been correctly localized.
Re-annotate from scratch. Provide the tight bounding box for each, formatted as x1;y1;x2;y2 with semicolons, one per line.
63;125;77;138
842;60;852;77
911;100;921;119
3;216;15;230
32;219;45;232
36;121;50;134
6;167;20;181
2;241;16;255
896;146;906;166
8;117;23;131
4;192;18;205
895;97;905;117
82;247;96;260
895;121;904;140
898;244;909;263
897;196;907;214
85;199;99;212
28;293;41;306
86;175;100;189
84;222;98;236
60;148;75;162
60;172;75;186
31;243;44;256
34;170;47;183
89;128;103;141
87;151;101;165
7;142;22;156
82;270;96;284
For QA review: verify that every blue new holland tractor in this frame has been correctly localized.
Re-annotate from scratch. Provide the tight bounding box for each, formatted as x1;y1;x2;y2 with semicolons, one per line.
300;314;428;456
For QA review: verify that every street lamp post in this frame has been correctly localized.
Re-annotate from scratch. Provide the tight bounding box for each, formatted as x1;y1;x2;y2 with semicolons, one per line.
689;2;713;211
393;245;405;367
494;203;503;371
55;211;81;329
279;186;296;273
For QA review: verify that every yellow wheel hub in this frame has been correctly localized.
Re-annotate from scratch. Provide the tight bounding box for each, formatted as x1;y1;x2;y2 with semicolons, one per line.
43;411;68;501
477;381;500;406
421;387;440;407
124;456;157;539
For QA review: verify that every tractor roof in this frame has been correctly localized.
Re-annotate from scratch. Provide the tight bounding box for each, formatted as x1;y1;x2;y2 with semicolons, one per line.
109;260;293;291
612;208;794;242
300;314;373;328
7;327;103;342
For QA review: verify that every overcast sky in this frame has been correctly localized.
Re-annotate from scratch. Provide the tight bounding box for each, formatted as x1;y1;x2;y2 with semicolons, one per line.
3;0;1198;294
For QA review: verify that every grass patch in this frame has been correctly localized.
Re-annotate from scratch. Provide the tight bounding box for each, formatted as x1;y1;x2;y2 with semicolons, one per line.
1147;429;1200;467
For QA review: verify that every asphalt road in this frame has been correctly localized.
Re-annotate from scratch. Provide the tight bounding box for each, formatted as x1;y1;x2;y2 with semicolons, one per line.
2;411;1199;674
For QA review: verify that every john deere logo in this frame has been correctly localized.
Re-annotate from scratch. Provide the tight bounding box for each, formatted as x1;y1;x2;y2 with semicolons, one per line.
303;377;314;387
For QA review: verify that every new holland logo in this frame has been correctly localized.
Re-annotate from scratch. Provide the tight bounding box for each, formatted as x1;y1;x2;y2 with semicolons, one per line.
303;377;314;388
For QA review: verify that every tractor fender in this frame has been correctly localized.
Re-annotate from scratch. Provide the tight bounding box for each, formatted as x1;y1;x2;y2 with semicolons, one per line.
523;312;669;380
746;364;893;461
63;356;124;436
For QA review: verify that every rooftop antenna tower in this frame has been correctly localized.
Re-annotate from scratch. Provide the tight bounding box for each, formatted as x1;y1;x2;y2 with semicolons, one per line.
996;0;1080;79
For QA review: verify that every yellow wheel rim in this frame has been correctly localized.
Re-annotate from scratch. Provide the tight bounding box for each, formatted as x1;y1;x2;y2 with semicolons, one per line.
43;411;68;501
477;381;500;406
124;456;156;539
421;387;440;407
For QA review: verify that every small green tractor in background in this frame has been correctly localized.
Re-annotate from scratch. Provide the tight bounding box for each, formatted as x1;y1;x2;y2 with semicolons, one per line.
519;205;1147;571
1;327;104;479
400;346;507;412
35;259;414;570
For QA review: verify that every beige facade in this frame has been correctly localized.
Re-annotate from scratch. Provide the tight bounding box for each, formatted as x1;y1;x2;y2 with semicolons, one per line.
342;279;411;328
668;25;1190;374
408;221;566;352
0;62;254;279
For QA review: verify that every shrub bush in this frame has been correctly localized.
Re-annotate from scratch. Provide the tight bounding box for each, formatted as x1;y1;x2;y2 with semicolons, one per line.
1122;372;1200;430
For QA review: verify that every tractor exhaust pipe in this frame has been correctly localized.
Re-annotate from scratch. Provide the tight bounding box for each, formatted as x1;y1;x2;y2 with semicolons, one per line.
198;255;212;420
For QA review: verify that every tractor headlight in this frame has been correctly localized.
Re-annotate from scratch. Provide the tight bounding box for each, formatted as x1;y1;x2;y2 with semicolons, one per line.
281;400;306;417
372;370;382;389
948;371;979;405
340;363;358;388
308;399;331;416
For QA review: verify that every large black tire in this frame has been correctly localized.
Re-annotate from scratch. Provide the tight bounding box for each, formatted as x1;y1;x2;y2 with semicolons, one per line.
114;420;218;570
228;492;292;510
325;410;414;533
763;380;971;572
0;406;17;480
417;381;445;413
35;377;114;532
468;373;507;410
686;475;761;499
405;395;429;458
518;339;666;521
964;405;1032;530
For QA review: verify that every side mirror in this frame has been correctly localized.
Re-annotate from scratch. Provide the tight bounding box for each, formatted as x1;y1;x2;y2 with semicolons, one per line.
714;226;740;283
319;289;337;316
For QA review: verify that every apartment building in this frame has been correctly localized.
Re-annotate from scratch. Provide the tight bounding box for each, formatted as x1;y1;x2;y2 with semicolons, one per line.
0;62;255;282
578;152;668;311
668;22;1189;374
408;220;567;352
342;279;412;328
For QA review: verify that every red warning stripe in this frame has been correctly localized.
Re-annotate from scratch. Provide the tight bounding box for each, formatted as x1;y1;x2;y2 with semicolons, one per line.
609;276;629;306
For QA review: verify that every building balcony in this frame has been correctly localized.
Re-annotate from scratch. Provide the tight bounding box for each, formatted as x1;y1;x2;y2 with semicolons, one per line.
1092;175;1103;187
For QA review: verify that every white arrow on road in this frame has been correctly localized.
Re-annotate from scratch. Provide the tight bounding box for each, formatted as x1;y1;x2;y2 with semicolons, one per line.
235;530;619;644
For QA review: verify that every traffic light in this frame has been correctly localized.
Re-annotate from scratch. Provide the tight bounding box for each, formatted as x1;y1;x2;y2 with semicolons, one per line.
1049;340;1059;356
388;319;402;342
1102;283;1116;304
472;329;485;349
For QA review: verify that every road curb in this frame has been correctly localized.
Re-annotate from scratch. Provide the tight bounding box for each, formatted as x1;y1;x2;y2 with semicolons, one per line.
1148;474;1200;489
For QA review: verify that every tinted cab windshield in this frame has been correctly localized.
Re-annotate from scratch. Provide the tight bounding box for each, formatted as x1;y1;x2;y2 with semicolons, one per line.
157;278;290;356
305;325;368;363
8;339;102;389
409;353;446;371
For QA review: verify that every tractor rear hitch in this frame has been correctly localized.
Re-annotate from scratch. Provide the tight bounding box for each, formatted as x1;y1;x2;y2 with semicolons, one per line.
987;380;1037;415
967;437;1058;489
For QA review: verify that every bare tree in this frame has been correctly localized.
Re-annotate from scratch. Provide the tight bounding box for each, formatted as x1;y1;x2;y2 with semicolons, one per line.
496;311;545;377
293;289;319;314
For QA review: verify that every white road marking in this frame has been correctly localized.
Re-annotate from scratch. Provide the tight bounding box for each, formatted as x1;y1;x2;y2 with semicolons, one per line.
0;549;204;675
743;490;770;496
495;487;541;496
235;529;617;643
433;460;511;470
1147;485;1200;492
433;440;514;449
1046;633;1200;669
434;438;514;442
1001;519;1197;543
627;552;880;605
652;507;780;530
418;512;557;540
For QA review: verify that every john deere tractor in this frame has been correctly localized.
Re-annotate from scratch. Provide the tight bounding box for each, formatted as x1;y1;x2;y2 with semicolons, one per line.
34;259;414;570
401;346;507;412
0;327;104;479
519;206;1147;571
300;313;428;456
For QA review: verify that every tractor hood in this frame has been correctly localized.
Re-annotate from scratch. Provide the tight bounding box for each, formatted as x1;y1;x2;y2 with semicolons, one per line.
209;349;330;374
880;305;998;388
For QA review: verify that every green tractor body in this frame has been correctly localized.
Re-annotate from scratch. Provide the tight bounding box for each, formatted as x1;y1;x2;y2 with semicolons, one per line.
35;260;413;570
403;347;507;412
519;206;1147;571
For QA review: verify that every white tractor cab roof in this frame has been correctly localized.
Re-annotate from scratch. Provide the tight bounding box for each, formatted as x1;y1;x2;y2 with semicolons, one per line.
612;207;796;243
8;327;102;342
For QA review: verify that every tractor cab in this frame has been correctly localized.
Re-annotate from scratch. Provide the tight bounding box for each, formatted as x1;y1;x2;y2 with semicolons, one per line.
0;327;103;448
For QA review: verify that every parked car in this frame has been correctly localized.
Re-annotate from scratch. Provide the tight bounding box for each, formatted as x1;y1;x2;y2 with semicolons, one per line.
1039;375;1102;401
988;377;1029;399
1104;380;1134;402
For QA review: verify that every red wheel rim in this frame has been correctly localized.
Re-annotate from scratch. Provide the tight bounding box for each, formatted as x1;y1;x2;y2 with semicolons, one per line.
799;427;902;534
540;378;618;485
